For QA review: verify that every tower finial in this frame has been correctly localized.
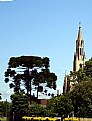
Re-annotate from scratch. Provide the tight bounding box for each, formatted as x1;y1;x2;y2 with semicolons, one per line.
79;22;81;28
77;22;82;40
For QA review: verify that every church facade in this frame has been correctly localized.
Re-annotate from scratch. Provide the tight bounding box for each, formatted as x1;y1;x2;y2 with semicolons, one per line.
63;24;86;94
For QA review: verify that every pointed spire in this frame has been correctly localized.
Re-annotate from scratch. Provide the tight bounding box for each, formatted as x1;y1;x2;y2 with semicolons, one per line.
77;22;83;42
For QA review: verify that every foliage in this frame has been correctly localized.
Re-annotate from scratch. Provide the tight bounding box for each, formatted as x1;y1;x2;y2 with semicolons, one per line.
46;95;74;117
4;55;57;101
10;92;29;121
0;100;11;117
28;104;47;117
0;117;7;121
69;81;92;118
70;58;92;83
64;57;92;117
83;57;92;80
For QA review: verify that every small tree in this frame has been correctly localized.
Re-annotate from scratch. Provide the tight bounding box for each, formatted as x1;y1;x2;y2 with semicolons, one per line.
0;100;11;117
28;104;47;117
46;95;74;117
10;92;29;121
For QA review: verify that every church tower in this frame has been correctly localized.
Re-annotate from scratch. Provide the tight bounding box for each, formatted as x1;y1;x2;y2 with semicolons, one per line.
63;23;86;95
73;23;86;72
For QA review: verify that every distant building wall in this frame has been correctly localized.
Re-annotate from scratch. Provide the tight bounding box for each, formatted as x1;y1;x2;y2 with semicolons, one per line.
40;99;47;107
31;98;47;107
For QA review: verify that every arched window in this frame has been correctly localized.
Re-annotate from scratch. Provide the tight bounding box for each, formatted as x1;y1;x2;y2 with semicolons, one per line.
80;48;81;55
80;63;82;68
81;40;83;45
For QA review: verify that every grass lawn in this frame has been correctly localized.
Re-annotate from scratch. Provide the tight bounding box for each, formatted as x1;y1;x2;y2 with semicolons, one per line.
0;117;7;121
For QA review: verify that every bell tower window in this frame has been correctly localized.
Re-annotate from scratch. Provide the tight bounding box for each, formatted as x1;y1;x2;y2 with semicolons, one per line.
81;40;83;46
80;63;82;68
80;48;82;55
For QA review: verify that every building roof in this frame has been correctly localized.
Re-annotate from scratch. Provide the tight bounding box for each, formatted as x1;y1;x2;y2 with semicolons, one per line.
77;22;83;42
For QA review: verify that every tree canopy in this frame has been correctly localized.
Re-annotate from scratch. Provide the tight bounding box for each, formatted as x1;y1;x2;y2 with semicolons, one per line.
4;55;57;103
70;58;92;83
69;81;92;118
10;92;29;121
64;57;92;118
0;100;11;117
28;104;47;117
46;95;74;117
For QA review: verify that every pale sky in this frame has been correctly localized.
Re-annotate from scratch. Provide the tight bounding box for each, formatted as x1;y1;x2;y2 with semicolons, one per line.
0;0;13;2
0;0;92;101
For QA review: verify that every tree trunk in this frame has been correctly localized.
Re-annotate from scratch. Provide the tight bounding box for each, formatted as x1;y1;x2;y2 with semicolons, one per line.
29;77;31;104
37;83;39;99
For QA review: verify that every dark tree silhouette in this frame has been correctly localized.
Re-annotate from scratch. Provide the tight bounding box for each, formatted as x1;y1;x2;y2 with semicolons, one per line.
5;55;57;103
